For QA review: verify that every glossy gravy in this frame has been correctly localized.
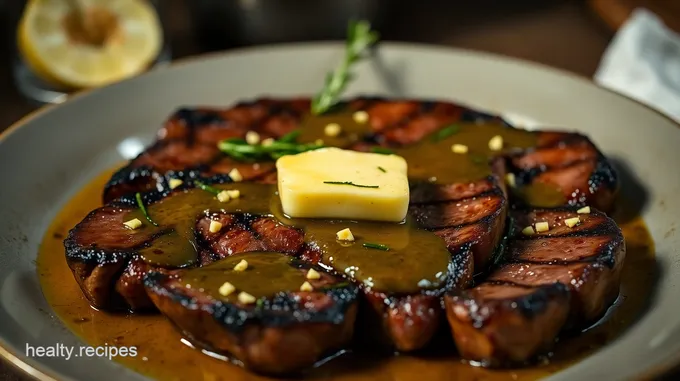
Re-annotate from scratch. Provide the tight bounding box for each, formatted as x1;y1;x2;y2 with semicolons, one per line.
38;168;656;381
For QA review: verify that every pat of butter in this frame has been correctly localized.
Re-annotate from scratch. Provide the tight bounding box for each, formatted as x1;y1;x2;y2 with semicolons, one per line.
276;147;409;222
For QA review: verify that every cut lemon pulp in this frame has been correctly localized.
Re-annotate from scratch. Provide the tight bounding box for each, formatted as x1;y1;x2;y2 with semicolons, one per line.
18;0;163;89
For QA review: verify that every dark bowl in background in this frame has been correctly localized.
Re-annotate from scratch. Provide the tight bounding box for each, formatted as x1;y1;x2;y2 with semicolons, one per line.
187;0;386;49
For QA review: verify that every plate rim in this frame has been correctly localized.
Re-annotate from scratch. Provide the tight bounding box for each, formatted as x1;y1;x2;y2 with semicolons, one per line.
1;40;678;381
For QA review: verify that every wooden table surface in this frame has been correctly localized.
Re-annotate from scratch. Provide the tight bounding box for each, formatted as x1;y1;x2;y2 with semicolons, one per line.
0;0;668;380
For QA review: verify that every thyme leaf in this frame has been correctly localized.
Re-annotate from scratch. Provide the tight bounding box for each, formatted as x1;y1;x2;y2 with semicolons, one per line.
194;180;222;195
362;242;390;251
135;192;158;226
323;181;379;189
431;124;460;142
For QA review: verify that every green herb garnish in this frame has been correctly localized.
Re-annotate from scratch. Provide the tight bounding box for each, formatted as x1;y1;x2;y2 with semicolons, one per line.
370;147;395;155
311;20;379;115
377;166;386;173
194;180;222;195
278;130;301;143
218;135;324;162
431;124;460;142
135;192;158;226
362;242;390;251
320;282;350;291
323;181;379;189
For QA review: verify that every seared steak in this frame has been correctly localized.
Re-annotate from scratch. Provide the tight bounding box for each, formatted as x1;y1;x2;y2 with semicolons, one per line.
444;207;625;366
65;96;624;373
145;252;359;375
104;98;617;212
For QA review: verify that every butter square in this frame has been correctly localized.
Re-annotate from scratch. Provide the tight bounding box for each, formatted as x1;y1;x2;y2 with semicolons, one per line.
276;148;409;222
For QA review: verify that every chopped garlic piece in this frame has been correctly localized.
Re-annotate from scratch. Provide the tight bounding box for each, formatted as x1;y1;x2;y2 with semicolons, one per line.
226;190;240;199
315;139;324;146
577;206;591;214
306;268;321;280
521;226;535;236
124;218;143;230
218;282;235;296
237;292;256;304
262;138;275;147
229;168;243;182
324;123;342;137
233;259;248;272
209;220;223;233
245;131;260;145
451;144;469;154
488;135;504;151
169;178;183;189
564;217;580;228
535;221;550;232
353;111;369;124
505;173;516;188
336;228;355;241
217;191;230;203
300;281;314;292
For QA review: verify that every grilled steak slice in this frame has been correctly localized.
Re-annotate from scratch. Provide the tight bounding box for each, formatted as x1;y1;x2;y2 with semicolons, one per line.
445;282;570;365
67;182;469;355
65;184;300;311
103;98;311;203
509;131;618;212
444;207;625;366
144;252;359;375
70;96;623;365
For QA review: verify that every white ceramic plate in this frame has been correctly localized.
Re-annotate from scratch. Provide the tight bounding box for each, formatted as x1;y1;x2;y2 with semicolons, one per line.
1;43;679;380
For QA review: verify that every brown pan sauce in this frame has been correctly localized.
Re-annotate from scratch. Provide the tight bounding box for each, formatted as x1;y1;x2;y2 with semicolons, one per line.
38;164;656;381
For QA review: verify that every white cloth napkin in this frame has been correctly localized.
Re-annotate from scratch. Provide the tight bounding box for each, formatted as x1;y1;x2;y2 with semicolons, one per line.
594;8;680;123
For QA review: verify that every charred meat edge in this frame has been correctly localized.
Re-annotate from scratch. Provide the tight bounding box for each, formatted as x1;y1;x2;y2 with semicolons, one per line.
143;259;359;376
444;207;625;366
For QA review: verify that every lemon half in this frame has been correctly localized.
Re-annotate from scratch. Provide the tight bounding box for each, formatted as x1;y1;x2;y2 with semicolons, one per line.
18;0;162;89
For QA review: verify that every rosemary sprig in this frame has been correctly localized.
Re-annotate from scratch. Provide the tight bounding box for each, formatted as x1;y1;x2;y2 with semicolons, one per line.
218;134;324;162
377;166;386;173
323;181;379;189
194;180;222;195
370;147;395;155
431;124;460;142
311;20;379;115
362;242;390;251
135;192;158;226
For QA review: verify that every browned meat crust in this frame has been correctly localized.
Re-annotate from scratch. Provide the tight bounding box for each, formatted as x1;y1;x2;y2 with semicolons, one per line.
144;256;359;375
65;97;623;372
444;207;625;366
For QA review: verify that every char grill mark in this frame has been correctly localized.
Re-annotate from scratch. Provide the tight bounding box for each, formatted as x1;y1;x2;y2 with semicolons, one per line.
104;98;310;203
143;257;359;375
67;97;625;370
444;207;625;366
67;188;308;311
510;131;618;212
195;214;305;258
379;101;463;145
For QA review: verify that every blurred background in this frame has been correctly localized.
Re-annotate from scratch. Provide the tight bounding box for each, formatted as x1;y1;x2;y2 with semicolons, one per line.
3;0;677;131
1;0;678;131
